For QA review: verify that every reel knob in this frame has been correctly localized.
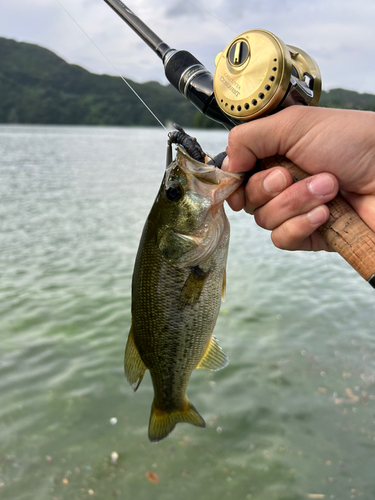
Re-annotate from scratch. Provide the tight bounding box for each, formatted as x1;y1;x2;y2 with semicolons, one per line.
213;29;321;122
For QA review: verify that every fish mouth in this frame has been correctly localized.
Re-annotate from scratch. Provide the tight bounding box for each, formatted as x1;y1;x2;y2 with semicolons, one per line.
175;146;243;205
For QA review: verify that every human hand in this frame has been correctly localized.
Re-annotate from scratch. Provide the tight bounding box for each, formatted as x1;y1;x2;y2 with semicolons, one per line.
222;106;375;251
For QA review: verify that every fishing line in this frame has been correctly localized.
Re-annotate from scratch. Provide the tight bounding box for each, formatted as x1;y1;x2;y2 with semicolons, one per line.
185;0;236;33
55;0;168;132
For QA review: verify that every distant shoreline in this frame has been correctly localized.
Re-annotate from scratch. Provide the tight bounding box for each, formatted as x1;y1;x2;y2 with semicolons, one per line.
1;37;375;128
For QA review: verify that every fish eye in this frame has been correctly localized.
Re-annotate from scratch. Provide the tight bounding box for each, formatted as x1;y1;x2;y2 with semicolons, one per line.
166;182;183;202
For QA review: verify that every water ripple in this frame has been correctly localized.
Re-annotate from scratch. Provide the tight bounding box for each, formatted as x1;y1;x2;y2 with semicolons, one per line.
0;126;374;500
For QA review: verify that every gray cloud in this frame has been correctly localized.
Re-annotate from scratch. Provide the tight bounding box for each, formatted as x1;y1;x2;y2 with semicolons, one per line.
0;0;374;93
165;0;200;18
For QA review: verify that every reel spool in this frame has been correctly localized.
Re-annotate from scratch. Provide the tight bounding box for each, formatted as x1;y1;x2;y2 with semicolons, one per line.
213;29;321;122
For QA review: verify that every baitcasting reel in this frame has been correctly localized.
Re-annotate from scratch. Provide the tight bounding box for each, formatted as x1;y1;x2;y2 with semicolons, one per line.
103;0;321;128
213;29;321;122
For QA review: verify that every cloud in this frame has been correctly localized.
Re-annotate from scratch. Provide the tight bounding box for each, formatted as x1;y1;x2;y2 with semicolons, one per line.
0;0;375;93
165;0;200;18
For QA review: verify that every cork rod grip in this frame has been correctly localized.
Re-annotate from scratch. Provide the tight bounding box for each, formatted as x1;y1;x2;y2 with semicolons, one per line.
260;155;375;287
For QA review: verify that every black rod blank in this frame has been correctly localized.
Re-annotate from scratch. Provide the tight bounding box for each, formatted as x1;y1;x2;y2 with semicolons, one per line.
103;0;172;59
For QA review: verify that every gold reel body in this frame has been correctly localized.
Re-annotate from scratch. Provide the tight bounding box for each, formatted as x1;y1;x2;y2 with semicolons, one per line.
213;29;321;122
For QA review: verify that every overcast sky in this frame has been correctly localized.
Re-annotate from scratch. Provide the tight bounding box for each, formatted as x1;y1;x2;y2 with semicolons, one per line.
1;0;375;94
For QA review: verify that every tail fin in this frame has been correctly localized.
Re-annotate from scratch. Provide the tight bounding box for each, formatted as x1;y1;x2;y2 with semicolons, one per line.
148;397;205;443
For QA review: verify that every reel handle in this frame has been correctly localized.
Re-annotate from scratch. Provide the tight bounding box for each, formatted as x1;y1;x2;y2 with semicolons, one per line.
260;155;375;287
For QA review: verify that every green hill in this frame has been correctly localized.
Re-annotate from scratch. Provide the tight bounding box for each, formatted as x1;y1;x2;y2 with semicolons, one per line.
319;87;375;110
0;37;374;127
0;37;204;127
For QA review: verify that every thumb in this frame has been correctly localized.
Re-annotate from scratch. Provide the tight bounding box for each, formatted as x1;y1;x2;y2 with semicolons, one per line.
223;107;309;174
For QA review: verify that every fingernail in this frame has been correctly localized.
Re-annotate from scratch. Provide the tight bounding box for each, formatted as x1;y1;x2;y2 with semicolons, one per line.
307;206;328;226
221;155;229;171
308;174;335;196
263;169;287;194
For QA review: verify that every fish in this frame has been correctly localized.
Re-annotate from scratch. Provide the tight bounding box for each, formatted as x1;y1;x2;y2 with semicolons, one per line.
124;143;242;442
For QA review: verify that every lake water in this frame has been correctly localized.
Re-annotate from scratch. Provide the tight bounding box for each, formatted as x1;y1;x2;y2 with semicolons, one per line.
0;125;374;500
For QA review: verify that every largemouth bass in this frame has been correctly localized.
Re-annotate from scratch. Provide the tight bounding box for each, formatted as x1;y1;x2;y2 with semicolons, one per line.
125;141;242;442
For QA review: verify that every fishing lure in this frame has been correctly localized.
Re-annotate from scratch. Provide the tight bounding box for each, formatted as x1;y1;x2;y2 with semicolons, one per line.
167;124;228;169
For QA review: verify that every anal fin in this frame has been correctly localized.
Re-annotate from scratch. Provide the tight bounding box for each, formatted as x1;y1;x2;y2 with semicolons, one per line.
124;326;147;391
196;335;228;371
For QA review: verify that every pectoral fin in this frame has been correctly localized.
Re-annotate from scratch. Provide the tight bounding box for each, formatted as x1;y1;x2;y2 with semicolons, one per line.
178;266;210;309
196;335;228;371
124;327;147;391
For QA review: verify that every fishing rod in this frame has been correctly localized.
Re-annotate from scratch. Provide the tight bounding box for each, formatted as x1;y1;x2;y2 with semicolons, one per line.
103;0;375;288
